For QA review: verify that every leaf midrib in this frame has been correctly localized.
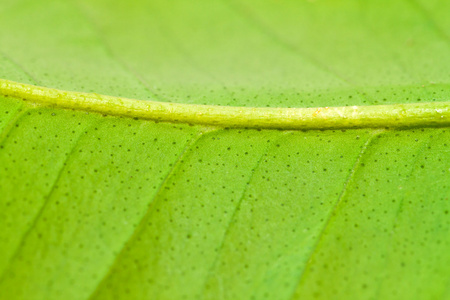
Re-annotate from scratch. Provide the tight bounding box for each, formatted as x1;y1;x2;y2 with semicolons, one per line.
1;79;450;130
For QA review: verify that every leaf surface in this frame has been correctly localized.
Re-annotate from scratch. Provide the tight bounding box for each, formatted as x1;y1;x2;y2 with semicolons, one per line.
0;0;449;300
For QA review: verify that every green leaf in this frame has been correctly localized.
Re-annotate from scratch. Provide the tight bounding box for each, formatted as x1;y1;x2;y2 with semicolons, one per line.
0;0;449;300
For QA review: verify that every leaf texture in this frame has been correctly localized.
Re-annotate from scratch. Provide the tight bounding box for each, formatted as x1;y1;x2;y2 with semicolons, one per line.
0;0;449;299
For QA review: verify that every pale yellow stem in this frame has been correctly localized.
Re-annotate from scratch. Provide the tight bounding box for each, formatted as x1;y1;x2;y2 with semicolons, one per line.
1;79;450;129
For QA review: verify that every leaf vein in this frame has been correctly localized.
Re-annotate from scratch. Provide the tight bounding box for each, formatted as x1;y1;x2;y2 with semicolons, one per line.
86;127;219;300
69;1;164;101
222;0;369;102
287;129;384;300
198;132;285;299
0;122;88;284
